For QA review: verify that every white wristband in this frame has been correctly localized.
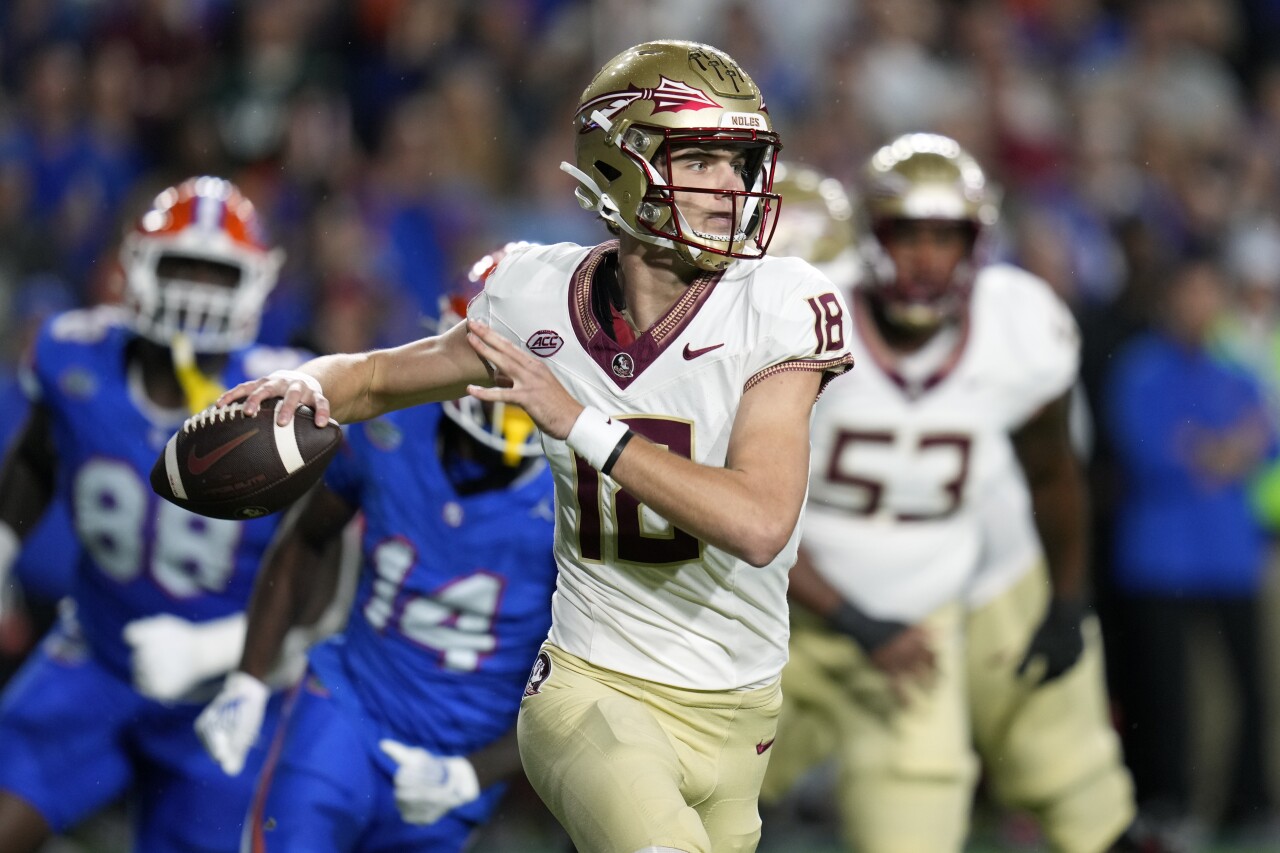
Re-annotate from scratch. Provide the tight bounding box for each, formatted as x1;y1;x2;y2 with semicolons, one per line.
565;407;629;471
268;369;323;398
191;612;249;682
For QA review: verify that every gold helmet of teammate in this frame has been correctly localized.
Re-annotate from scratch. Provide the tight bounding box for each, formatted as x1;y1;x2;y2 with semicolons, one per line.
769;162;863;290
862;133;999;332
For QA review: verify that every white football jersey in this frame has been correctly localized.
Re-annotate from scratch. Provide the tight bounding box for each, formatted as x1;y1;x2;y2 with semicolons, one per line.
472;241;853;690
804;264;1078;621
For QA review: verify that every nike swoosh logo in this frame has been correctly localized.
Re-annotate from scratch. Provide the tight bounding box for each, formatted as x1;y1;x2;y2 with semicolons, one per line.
756;738;776;755
683;342;725;360
186;429;259;475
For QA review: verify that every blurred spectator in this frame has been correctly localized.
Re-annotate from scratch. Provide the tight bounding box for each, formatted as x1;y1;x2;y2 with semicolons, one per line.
91;0;227;164
0;40;141;297
208;0;343;166
1105;254;1279;848
1215;217;1280;421
851;0;965;140
1214;217;1280;540
347;0;464;150
0;275;79;688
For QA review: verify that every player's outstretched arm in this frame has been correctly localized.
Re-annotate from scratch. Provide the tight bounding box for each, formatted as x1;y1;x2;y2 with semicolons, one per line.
219;320;494;427
1012;390;1088;683
195;484;356;775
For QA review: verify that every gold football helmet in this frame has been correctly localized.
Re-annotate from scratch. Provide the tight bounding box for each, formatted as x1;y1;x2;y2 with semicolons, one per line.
769;162;863;289
862;133;999;331
562;40;782;272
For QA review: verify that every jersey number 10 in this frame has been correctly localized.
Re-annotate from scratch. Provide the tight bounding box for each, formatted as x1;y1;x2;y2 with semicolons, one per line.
574;416;701;566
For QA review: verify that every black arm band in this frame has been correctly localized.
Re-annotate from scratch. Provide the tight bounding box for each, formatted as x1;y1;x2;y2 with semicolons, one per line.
828;599;907;653
600;429;636;477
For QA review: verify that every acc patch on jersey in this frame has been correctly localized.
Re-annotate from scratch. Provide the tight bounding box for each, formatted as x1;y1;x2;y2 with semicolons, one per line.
526;330;563;357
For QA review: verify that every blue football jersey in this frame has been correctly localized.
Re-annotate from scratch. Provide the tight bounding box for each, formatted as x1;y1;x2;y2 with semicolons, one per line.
309;403;557;755
29;305;310;680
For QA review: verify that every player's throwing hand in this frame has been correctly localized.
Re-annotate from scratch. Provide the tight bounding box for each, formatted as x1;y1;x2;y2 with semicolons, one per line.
218;369;329;427
464;319;582;441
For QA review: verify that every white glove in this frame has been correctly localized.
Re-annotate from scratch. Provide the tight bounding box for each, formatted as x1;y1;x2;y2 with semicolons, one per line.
194;671;270;776
379;739;481;825
123;612;246;702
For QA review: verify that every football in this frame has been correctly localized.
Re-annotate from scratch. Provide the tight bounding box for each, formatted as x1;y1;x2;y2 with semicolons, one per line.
150;399;342;520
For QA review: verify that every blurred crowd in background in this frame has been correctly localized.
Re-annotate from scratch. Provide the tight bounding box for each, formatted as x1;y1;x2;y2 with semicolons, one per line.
2;0;1279;356
5;0;1280;848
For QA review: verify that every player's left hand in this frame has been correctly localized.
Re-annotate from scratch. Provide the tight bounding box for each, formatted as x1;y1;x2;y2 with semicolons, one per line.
218;369;329;427
195;671;270;776
124;612;244;701
464;319;583;440
125;613;210;700
379;739;481;825
1016;596;1085;685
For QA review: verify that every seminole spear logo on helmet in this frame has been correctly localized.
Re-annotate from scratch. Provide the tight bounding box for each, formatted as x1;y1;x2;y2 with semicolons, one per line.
578;77;724;132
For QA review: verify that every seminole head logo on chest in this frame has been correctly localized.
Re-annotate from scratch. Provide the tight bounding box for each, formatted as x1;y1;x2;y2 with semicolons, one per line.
611;352;635;378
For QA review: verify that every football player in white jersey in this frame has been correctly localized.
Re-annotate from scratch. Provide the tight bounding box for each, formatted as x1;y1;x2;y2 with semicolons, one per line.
220;40;853;853
758;143;1160;853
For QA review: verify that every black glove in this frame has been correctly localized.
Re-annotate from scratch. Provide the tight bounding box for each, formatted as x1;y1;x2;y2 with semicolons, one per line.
1016;596;1085;685
827;599;911;654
